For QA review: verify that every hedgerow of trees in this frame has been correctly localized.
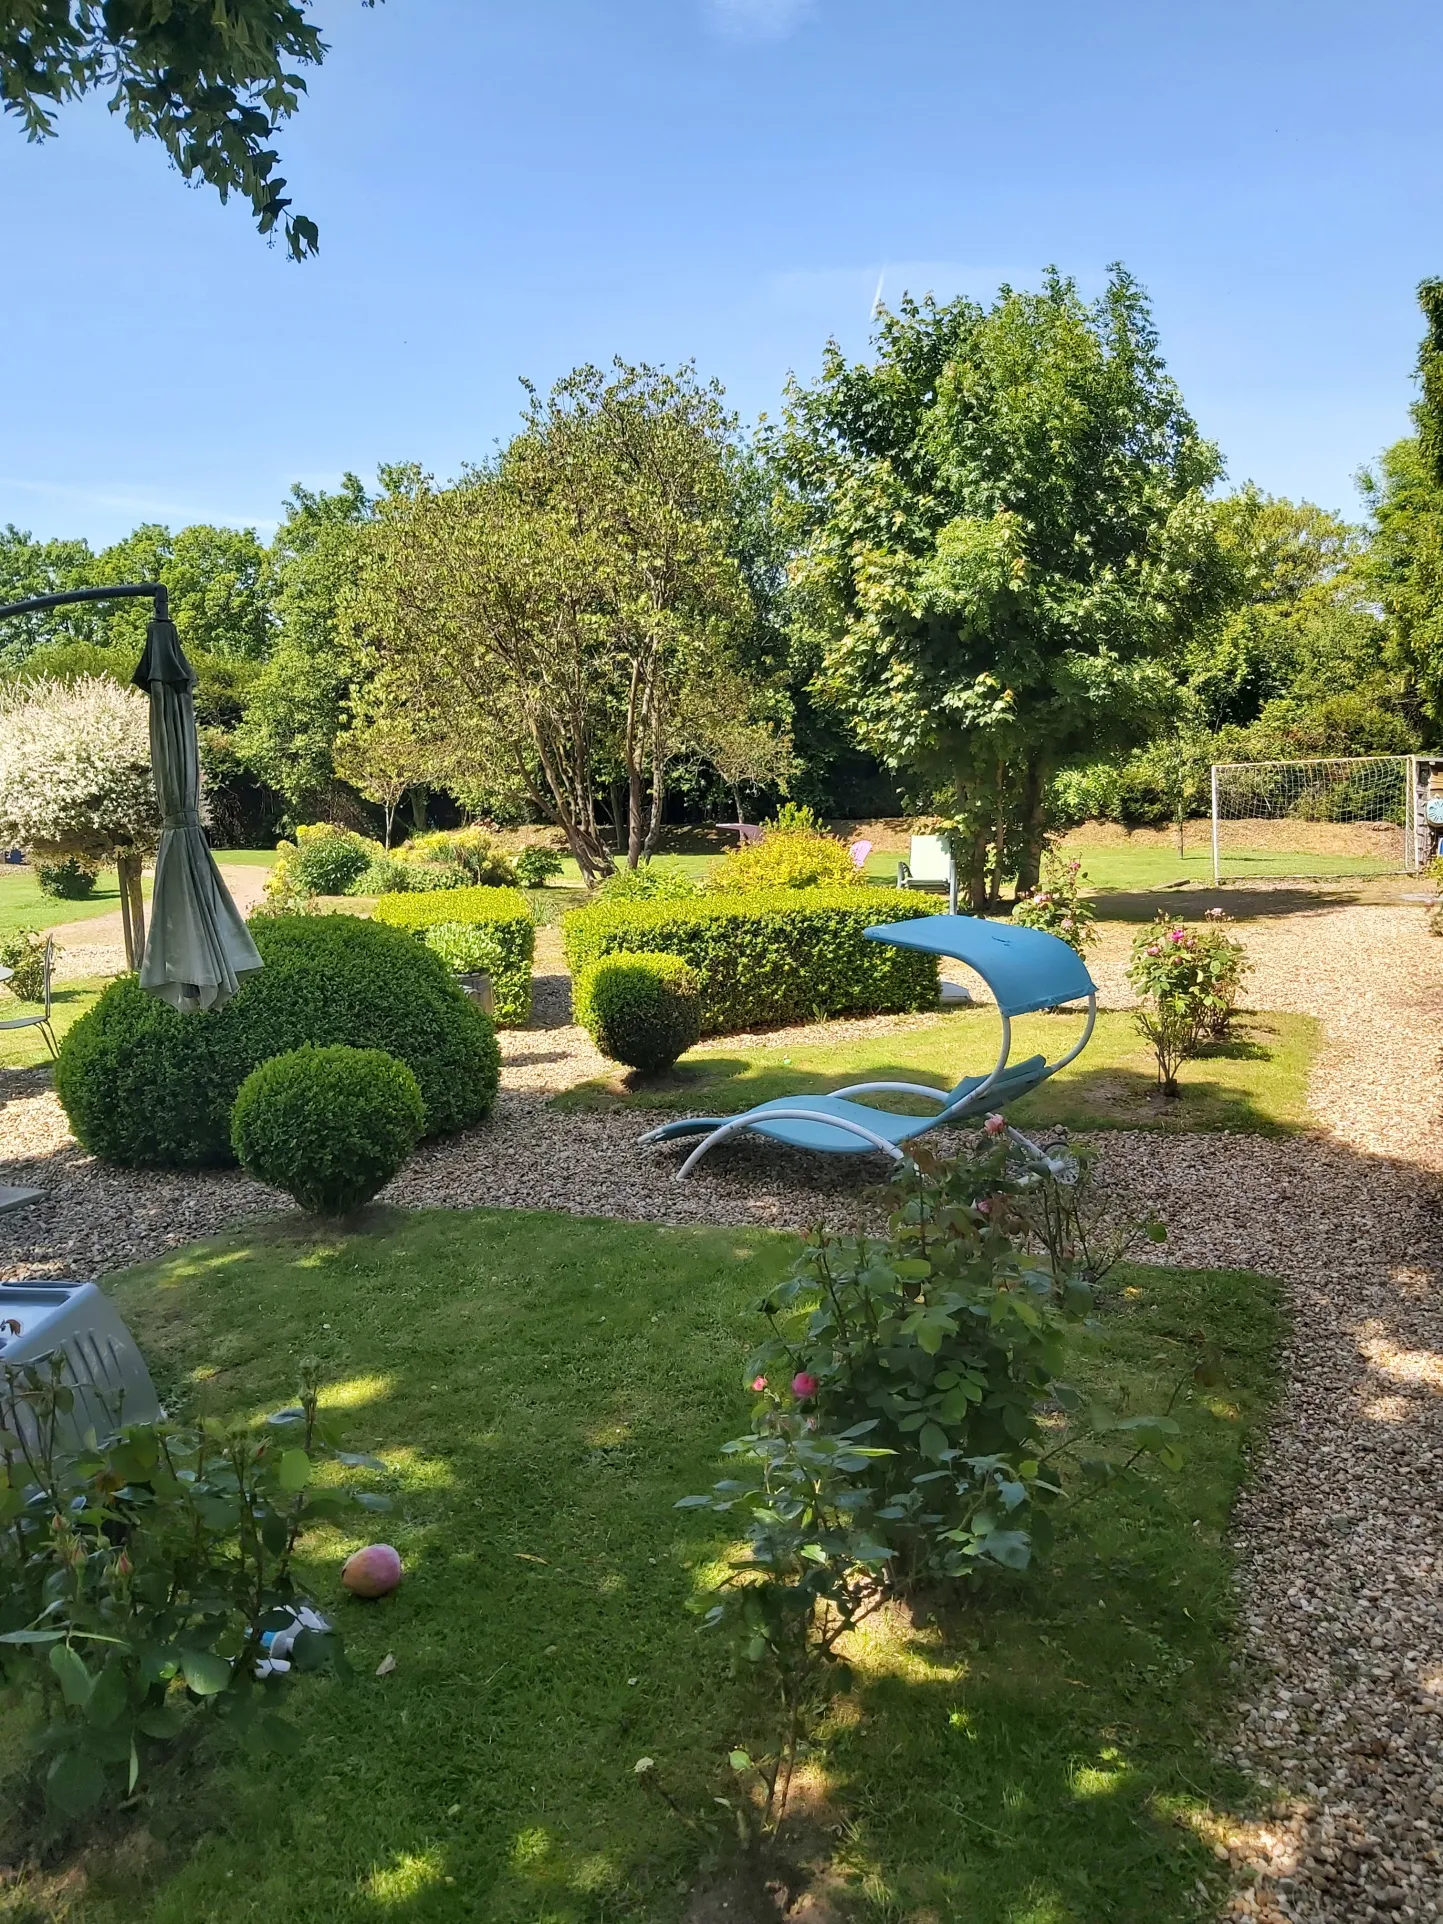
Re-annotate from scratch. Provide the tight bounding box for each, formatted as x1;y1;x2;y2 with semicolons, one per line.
3;271;1440;887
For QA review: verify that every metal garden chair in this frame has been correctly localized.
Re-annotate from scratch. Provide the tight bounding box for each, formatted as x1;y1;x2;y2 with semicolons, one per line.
0;936;57;1060
640;914;1096;1180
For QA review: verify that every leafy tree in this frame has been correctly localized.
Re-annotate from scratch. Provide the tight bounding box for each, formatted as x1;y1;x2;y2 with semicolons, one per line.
333;714;441;848
1361;281;1443;736
0;524;95;657
1188;490;1384;731
0;675;159;962
684;662;798;820
235;474;379;818
86;523;274;660
351;366;755;882
0;0;374;259
776;270;1228;907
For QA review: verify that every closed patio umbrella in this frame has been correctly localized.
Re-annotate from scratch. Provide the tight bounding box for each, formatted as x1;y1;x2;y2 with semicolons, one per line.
133;605;261;1012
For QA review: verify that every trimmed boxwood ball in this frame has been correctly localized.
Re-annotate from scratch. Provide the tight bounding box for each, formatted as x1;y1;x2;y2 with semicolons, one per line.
231;1045;424;1215
574;952;700;1074
55;913;500;1169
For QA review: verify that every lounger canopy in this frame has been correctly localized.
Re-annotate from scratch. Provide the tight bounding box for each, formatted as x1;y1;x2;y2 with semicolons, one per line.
862;914;1094;1017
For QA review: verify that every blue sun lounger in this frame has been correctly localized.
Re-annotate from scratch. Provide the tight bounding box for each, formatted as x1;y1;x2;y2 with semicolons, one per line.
640;914;1098;1180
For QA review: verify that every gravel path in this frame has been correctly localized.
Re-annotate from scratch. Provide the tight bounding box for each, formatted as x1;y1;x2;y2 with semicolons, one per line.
1;896;1440;1919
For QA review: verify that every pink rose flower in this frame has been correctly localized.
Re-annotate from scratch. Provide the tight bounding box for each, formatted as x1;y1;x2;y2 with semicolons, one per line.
984;1112;1007;1137
751;1375;767;1393
791;1371;820;1400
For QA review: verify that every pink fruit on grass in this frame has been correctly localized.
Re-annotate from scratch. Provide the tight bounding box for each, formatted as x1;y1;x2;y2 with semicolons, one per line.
341;1544;403;1598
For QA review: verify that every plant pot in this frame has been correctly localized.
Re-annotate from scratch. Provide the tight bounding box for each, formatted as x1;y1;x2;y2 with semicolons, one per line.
458;972;494;1017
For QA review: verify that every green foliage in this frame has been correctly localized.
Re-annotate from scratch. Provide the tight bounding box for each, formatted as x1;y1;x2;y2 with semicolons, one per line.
0;928;48;1003
1126;912;1251;1095
776;270;1228;903
54;914;498;1167
266;824;378;902
33;856;96;900
234;476;380;816
705;816;860;894
372;885;535;1027
356;854;468;895
403;829;517;886
1010;855;1096;954
562;888;938;1035
347;364;756;882
574;952;701;1073
681;1142;1187;1821
594;863;698;903
0;0;353;260
513;845;564;887
231;1044;425;1214
0;1358;379;1815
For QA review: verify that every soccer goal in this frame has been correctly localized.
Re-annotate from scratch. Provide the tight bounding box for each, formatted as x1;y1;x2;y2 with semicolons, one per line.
1208;756;1419;882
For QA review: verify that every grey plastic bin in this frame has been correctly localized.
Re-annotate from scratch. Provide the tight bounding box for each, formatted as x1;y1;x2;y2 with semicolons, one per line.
0;1280;160;1452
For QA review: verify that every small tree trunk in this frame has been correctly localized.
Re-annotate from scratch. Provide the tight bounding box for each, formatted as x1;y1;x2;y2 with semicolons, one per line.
117;855;136;971
732;783;744;822
410;788;427;834
117;851;145;970
1015;759;1049;898
382;802;395;851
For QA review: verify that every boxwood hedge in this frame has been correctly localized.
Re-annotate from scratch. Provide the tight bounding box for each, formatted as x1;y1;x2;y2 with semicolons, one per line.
371;886;535;1026
561;888;939;1035
55;913;500;1169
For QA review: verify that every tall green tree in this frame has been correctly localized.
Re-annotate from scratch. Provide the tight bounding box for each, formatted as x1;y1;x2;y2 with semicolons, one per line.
235;474;379;818
1360;281;1443;735
0;0;376;258
0;525;94;657
776;270;1229;906
351;366;756;880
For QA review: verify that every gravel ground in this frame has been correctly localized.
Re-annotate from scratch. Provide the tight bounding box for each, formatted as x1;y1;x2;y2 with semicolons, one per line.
1;894;1440;1919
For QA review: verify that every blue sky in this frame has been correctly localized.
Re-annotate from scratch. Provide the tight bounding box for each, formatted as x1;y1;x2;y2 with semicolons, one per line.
0;0;1438;546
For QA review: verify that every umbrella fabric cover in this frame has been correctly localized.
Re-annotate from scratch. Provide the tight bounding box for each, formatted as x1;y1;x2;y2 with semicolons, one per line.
134;617;262;1012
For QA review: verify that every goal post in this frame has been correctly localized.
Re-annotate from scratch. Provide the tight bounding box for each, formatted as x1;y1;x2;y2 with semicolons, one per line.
1208;755;1416;883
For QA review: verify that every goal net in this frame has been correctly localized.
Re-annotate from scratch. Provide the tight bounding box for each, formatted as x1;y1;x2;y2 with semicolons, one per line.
1209;756;1414;881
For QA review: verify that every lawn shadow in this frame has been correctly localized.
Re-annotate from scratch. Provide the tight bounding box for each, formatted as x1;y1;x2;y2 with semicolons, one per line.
1088;884;1368;926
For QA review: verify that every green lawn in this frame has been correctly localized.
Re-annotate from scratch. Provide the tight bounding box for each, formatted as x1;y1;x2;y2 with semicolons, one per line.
212;848;282;868
1062;840;1397;893
0;975;106;1065
12;1207;1277;1924
560;1006;1320;1136
0;866;145;938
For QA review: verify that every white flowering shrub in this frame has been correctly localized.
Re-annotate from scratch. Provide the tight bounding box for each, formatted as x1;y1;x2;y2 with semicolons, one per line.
0;676;160;860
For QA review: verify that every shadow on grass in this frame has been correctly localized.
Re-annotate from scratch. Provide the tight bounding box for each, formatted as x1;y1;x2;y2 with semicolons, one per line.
562;1014;1315;1140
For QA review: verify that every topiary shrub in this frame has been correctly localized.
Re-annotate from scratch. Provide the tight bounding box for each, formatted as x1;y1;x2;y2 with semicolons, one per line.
55;913;499;1168
574;952;700;1073
562;888;938;1035
372;886;535;1026
231;1044;424;1214
34;855;98;899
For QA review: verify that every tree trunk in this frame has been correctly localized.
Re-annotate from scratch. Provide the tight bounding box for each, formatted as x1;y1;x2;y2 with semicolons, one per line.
1015;759;1049;899
609;782;626;855
117;851;146;971
410;788;428;834
382;802;395;851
